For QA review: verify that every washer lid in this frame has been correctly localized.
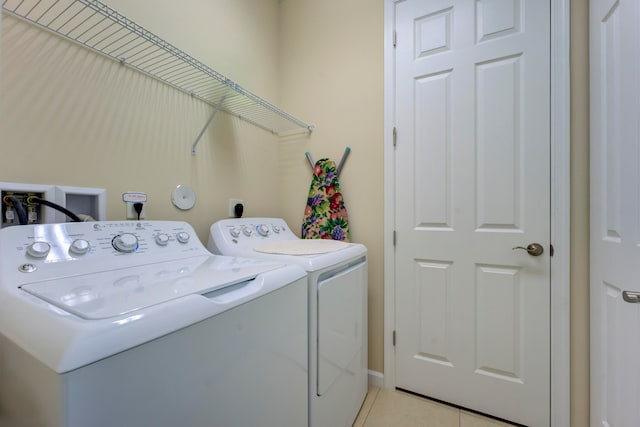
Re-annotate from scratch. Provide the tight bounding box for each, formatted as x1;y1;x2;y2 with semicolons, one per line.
254;239;350;255
19;255;283;320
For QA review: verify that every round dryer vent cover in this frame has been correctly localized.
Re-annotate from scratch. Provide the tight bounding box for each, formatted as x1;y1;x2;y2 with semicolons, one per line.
171;185;196;210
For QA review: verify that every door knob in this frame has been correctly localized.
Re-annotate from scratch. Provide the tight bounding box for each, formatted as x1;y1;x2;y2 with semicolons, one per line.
623;291;640;303
512;243;544;256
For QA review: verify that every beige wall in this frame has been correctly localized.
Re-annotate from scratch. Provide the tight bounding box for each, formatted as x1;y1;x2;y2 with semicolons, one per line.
1;0;590;423
570;1;590;425
1;0;284;241
277;0;385;372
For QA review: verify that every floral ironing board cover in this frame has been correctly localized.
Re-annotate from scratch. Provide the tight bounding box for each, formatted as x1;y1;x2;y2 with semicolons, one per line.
301;158;350;241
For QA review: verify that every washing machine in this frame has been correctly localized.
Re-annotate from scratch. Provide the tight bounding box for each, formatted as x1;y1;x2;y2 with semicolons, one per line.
208;217;368;427
0;220;308;427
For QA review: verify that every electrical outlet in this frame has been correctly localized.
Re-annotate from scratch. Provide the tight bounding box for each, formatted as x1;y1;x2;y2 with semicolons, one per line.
126;202;146;220
228;199;243;217
123;192;147;220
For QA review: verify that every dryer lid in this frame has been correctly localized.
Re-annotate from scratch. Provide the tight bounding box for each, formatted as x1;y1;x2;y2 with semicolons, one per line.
19;255;283;319
253;239;349;255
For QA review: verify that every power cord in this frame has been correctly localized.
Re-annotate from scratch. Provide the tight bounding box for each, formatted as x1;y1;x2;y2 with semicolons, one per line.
234;202;244;218
133;202;144;220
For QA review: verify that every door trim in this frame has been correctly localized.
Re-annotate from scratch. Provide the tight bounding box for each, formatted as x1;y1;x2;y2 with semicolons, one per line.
382;1;571;425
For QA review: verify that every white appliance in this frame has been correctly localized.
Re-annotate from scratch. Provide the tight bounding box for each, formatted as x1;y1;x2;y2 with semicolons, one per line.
208;217;368;427
0;221;308;427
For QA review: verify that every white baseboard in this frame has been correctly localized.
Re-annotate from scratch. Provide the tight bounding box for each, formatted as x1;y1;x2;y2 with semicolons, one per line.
368;370;384;389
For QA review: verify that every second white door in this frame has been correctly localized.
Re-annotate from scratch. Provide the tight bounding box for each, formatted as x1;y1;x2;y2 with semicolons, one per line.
394;1;551;426
590;0;640;425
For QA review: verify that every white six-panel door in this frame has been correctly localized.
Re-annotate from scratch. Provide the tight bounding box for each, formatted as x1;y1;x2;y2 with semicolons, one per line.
394;1;551;425
590;0;640;425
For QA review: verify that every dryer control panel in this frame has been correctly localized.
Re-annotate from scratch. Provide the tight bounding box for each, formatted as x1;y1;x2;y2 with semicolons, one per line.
208;217;298;253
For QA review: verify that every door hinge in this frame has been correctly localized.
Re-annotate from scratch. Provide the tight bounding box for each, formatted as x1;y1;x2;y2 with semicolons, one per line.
393;230;396;246
393;31;397;48
393;126;397;147
550;244;554;257
393;330;396;346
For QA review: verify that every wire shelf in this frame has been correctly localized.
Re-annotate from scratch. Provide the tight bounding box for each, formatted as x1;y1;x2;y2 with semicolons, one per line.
2;0;314;137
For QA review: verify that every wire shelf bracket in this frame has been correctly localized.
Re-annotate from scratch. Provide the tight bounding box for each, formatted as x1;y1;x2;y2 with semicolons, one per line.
192;95;226;155
2;0;315;152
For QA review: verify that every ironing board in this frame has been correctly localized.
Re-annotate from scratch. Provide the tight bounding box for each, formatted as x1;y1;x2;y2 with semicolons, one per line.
301;158;350;241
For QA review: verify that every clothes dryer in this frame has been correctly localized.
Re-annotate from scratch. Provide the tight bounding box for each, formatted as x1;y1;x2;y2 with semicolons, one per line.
0;221;308;427
208;217;368;427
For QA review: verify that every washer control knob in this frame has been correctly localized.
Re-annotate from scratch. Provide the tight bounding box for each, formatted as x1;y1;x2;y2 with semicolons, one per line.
272;225;281;233
112;233;138;253
69;239;90;255
242;227;253;237
155;233;170;246
257;224;270;237
176;232;190;243
27;241;51;258
229;228;241;238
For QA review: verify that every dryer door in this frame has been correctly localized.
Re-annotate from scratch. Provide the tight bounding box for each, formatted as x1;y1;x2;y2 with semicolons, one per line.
317;259;366;395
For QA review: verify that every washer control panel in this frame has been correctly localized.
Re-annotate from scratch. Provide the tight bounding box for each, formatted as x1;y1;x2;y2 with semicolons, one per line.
0;221;208;281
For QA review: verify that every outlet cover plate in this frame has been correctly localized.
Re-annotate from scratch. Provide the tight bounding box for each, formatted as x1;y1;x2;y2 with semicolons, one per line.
123;192;147;220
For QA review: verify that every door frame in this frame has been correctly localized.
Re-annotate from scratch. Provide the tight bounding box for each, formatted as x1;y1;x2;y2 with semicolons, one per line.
382;1;571;425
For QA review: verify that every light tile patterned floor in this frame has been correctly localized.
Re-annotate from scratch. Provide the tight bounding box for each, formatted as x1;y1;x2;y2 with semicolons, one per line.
353;386;517;427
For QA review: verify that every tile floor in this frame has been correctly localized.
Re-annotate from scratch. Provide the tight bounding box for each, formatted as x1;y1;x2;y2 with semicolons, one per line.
353;386;516;427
